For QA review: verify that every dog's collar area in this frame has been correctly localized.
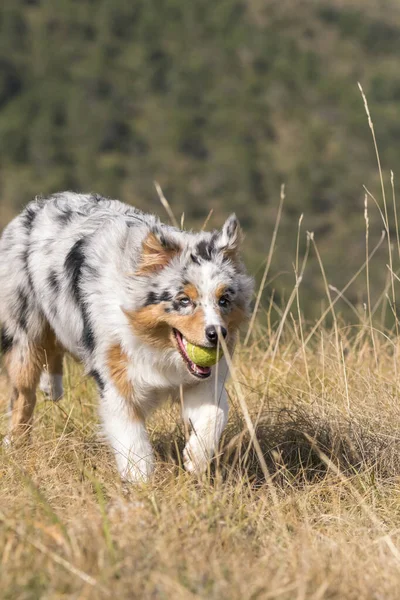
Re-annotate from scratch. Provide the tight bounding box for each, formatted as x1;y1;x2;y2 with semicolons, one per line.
173;329;211;379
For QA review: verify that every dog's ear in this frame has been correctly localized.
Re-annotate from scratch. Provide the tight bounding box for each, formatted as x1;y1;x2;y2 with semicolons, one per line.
215;214;243;259
136;228;181;275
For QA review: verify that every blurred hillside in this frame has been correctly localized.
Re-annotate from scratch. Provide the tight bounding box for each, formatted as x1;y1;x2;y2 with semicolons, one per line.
1;0;400;317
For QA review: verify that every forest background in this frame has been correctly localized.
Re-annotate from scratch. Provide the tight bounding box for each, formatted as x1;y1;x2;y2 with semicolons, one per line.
0;0;399;318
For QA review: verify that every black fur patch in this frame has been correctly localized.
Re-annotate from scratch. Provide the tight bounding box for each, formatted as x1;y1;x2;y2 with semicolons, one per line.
190;253;200;265
144;290;172;306
159;290;172;302
159;234;168;248
21;206;37;231
56;209;73;225
48;270;60;294
195;235;217;261
65;239;86;303
65;238;96;352
91;193;103;202
16;287;29;331
83;324;95;352
155;230;180;253
1;326;13;354
90;369;105;392
21;212;37;296
21;248;34;291
145;291;159;306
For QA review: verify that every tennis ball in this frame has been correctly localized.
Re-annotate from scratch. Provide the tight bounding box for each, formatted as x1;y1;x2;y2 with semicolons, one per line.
186;343;223;367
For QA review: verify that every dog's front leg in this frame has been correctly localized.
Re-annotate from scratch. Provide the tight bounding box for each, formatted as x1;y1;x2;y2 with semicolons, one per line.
182;365;229;474
99;386;154;483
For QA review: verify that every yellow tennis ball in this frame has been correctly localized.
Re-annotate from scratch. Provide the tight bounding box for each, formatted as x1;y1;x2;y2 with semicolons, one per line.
186;343;223;367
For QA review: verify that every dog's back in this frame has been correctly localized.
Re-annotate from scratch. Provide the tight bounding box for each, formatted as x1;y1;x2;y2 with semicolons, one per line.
0;193;153;356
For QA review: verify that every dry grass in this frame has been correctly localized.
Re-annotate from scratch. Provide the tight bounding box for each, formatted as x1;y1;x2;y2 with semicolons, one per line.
2;323;400;599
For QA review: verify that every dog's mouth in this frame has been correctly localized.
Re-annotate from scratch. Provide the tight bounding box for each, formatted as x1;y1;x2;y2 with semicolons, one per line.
173;329;212;379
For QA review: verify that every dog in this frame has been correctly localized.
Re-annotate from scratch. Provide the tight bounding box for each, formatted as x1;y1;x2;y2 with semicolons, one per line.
0;192;253;482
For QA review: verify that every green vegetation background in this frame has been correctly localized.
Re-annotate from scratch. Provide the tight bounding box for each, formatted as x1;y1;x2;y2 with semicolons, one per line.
0;0;399;317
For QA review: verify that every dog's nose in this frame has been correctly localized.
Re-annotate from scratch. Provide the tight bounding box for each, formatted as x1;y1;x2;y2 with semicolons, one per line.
205;325;227;346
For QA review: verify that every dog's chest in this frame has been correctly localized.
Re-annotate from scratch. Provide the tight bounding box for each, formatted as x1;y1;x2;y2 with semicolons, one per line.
127;345;193;391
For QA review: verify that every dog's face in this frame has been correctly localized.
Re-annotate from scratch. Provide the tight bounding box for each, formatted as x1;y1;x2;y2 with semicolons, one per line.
124;215;253;380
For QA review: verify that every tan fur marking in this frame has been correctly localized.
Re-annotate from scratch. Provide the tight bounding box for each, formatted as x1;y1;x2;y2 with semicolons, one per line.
136;232;181;276
9;390;37;438
43;329;65;375
107;343;133;399
123;305;172;350
183;283;199;302
107;344;143;419
44;351;64;376
124;305;207;348
167;309;206;346
5;339;46;439
5;344;44;391
215;284;228;301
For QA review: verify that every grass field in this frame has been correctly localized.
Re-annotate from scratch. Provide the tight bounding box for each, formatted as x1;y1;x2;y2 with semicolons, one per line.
2;310;400;599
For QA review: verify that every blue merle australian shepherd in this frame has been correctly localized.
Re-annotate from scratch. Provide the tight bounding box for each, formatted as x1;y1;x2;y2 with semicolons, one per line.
0;193;253;482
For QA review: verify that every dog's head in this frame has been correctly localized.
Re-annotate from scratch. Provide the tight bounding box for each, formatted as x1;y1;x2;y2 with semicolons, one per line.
124;215;254;380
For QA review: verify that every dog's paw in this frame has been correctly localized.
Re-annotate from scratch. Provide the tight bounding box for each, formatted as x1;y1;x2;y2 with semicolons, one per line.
119;456;154;485
183;439;210;474
3;429;32;448
40;373;63;401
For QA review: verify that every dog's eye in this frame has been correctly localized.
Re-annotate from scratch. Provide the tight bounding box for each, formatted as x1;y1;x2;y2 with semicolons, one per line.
218;296;230;307
179;296;191;307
